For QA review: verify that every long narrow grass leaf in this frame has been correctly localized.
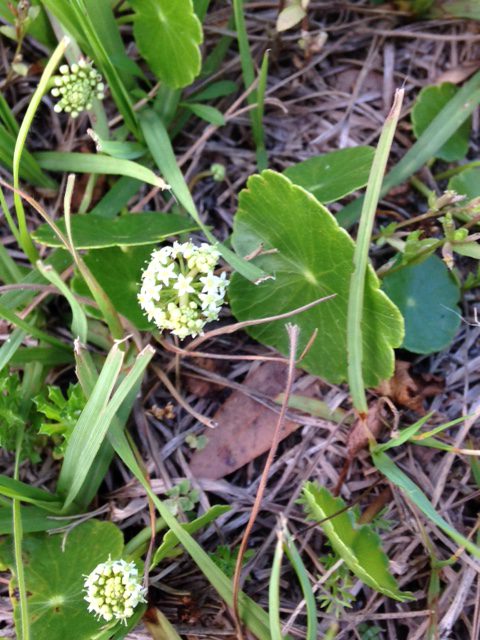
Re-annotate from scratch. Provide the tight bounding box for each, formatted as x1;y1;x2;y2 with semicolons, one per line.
108;426;272;640
0;303;71;352
13;37;69;263
338;71;480;228
347;89;404;412
0;328;26;372
371;448;480;558
36;262;87;344
35;152;168;190
58;343;125;498
139;109;267;283
269;527;284;640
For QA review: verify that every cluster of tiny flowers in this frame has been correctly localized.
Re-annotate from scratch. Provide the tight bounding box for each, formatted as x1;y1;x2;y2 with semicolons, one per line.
84;558;146;624
51;59;105;118
138;241;228;339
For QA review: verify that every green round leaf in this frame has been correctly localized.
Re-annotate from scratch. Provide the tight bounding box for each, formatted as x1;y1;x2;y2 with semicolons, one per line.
448;167;480;200
412;83;471;162
130;0;203;89
382;255;461;354
229;171;403;386
0;520;124;640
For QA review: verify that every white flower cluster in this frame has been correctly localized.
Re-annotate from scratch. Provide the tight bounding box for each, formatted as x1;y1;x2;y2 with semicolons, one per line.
138;241;228;339
51;59;105;118
84;558;146;624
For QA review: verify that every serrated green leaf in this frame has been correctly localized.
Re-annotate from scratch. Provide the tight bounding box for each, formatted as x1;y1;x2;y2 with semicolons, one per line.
412;83;471;162
283;146;374;204
130;0;203;89
301;482;412;601
229;170;403;386
32;212;198;249
0;520;125;640
382;255;461;354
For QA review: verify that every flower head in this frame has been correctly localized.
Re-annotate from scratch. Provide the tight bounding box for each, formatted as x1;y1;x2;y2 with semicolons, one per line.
84;558;146;624
51;59;105;118
138;241;228;339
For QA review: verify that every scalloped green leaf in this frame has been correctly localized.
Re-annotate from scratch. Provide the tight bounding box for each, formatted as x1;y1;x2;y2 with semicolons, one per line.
32;212;199;249
130;0;203;89
229;171;403;386
283;146;375;203
412;83;471;162
0;520;125;640
382;255;461;354
301;482;412;601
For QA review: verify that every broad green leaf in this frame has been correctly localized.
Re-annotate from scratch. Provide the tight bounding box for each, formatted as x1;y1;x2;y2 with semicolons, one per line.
284;146;374;204
371;448;480;559
448;167;480;200
73;245;153;329
382;255;461;354
412;83;471;162
301;482;412;601
151;505;230;567
130;0;203;89
229;170;403;386
0;520;125;639
0;505;62;534
32;212;198;249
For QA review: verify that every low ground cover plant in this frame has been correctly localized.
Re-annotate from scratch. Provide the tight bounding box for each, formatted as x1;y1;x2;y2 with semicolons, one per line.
0;1;479;638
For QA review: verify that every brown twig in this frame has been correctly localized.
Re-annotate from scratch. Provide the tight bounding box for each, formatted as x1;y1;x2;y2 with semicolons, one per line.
232;324;299;638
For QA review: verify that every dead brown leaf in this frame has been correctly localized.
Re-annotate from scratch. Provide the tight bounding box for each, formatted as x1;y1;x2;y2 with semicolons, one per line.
377;360;444;414
189;361;311;480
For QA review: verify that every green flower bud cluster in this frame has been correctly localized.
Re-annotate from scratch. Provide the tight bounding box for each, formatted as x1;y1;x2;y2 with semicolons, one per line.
84;558;146;623
138;241;229;340
51;59;105;118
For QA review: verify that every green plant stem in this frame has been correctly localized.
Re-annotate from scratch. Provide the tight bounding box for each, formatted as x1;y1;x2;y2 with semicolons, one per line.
269;526;284;640
13;36;69;264
347;89;404;414
232;0;268;170
13;428;29;640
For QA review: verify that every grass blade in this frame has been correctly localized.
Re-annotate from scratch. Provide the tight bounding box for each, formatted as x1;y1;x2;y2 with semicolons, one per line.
232;0;268;170
57;343;124;501
0;303;71;352
338;71;480;228
36;261;87;344
347;89;404;413
269;525;284;640
371;448;480;558
35;152;168;190
108;426;272;640
139;109;267;283
60;345;154;508
0;328;26;372
283;529;318;640
13;36;69;263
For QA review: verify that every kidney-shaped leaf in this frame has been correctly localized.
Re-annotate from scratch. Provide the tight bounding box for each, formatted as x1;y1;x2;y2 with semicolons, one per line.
32;212;198;249
448;167;480;200
283;146;374;203
229;171;403;386
381;254;461;354
301;482;412;601
130;0;203;89
412;83;471;162
0;520;124;640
